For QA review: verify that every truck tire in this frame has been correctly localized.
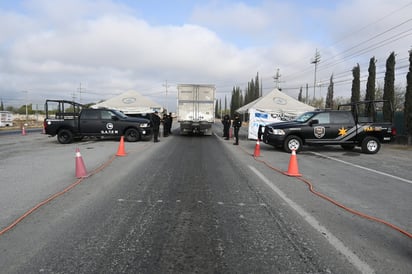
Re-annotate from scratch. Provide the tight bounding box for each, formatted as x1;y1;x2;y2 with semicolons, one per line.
284;135;302;153
361;136;380;154
125;128;140;142
57;129;74;144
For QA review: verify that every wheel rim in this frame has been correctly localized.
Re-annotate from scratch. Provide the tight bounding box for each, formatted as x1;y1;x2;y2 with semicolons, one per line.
367;140;378;152
288;139;300;150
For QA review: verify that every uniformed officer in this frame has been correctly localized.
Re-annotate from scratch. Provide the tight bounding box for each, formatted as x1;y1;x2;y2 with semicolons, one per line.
163;113;173;137
151;111;161;142
233;113;241;145
168;112;173;134
222;114;231;140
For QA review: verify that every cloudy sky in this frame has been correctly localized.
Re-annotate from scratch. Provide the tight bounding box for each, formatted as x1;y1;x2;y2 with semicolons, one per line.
1;0;411;111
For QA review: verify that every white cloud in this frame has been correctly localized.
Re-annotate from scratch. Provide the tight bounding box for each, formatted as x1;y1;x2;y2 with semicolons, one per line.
0;0;411;109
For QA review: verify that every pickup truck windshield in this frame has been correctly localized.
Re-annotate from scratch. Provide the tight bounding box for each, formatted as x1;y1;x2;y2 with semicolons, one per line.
112;110;129;119
295;112;316;122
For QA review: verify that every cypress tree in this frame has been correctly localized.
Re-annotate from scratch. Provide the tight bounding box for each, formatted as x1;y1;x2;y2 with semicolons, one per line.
404;49;412;144
351;64;361;104
325;74;334;109
365;57;376;101
365;57;376;118
298;87;303;102
230;86;242;117
383;52;395;122
254;72;260;99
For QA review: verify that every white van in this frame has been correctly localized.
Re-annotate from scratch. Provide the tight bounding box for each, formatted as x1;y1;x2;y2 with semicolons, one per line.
0;111;13;127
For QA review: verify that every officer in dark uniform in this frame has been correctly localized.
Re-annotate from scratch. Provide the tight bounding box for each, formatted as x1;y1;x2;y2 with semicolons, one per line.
168;112;173;134
258;124;264;141
233;113;241;145
222;114;231;140
163;113;170;137
151;111;161;142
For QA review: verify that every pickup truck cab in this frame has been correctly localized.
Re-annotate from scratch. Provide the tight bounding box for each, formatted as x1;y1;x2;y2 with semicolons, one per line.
262;101;396;154
44;100;152;144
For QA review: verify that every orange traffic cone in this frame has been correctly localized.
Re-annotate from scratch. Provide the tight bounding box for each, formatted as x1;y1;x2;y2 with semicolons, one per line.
116;136;127;156
75;148;88;178
285;149;302;177
22;126;26;136
253;138;261;157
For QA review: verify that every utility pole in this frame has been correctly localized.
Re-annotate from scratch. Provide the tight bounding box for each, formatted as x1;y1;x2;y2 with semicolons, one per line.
311;49;321;101
77;83;83;104
21;90;28;122
162;80;170;112
273;68;282;90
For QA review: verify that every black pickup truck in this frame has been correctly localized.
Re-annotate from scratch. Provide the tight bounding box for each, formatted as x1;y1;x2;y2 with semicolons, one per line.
262;100;396;154
43;100;152;144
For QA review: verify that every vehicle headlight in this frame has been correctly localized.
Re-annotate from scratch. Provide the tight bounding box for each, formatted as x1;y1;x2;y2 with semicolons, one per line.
140;123;149;127
270;128;285;135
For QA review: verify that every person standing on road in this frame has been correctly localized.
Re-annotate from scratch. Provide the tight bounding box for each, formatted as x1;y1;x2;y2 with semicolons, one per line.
168;112;173;134
151;111;161;142
162;113;170;137
222;114;231;140
233;113;241;145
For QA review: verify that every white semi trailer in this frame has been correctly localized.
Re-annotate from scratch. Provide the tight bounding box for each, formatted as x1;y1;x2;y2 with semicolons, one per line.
177;84;215;135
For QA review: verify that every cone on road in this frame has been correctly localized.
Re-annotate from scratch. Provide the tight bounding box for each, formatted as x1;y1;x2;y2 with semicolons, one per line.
21;126;26;136
253;139;261;157
285;149;302;177
116;136;127;156
75;148;88;178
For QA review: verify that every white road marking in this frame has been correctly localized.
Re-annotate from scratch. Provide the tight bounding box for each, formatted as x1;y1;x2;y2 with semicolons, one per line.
310;151;412;185
249;165;374;274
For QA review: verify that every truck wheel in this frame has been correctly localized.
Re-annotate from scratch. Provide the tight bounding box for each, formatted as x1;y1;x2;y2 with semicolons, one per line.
284;135;302;153
57;129;74;144
125;128;140;142
361;136;380;154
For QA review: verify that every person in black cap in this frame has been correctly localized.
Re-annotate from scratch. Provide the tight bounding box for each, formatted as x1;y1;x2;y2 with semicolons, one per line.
151;111;161;142
222;114;231;140
233;113;241;145
168;112;173;134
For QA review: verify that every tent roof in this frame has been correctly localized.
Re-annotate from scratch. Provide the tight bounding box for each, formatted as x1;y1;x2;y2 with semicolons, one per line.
91;90;162;114
236;89;314;114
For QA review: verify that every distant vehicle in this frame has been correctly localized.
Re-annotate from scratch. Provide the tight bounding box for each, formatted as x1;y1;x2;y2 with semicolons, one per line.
0;111;13;127
177;84;215;135
262;100;396;154
43;100;152;144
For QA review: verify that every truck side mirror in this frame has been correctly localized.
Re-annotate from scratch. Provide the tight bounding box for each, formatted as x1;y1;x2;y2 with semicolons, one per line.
309;119;319;126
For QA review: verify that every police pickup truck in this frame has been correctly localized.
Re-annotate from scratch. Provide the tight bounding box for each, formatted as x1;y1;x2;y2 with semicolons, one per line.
44;100;152;144
262;100;396;154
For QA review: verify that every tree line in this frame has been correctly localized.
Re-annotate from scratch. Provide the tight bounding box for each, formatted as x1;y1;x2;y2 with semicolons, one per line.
216;50;412;144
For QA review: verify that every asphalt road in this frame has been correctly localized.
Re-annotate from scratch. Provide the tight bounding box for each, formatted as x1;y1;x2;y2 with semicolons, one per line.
0;125;411;273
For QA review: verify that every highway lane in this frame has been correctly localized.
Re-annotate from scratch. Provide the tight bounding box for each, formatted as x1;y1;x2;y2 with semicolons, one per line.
0;126;411;273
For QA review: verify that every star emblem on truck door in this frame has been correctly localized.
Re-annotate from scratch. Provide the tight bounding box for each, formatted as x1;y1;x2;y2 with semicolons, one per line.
338;127;347;136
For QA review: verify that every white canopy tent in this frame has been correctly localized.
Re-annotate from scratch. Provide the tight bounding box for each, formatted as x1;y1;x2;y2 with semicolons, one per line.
91;90;163;114
236;89;315;139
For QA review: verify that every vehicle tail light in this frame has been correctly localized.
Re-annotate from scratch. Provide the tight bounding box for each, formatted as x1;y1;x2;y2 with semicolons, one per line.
391;126;397;136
